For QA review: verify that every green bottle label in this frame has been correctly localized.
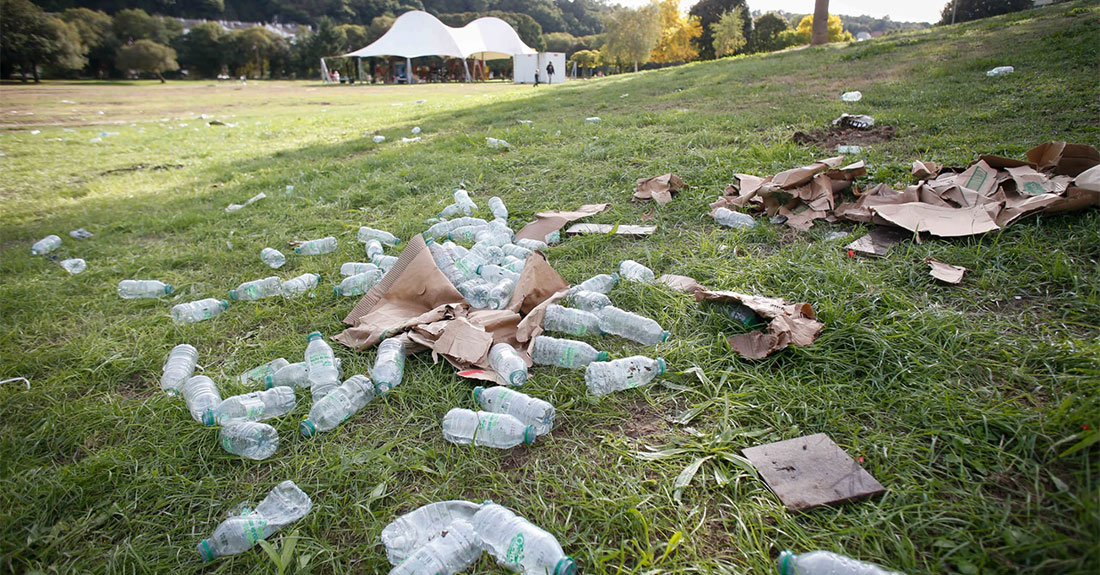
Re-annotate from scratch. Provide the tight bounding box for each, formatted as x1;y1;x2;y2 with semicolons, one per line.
242;517;267;545
558;346;577;367
505;533;525;564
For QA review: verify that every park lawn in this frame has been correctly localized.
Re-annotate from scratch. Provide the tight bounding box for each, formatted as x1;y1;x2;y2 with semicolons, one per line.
1;2;1098;574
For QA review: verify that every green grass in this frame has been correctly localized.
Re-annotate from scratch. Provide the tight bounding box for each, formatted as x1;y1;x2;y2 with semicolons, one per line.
1;2;1098;574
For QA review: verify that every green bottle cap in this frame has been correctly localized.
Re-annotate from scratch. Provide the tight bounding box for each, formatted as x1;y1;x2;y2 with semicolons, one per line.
777;550;795;575
476;264;483;274
201;409;215;427
393;238;401;245
164;284;174;295
198;539;215;562
228;290;239;301
660;331;671;342
306;331;322;341
300;420;316;437
424;235;434;244
523;425;536;445
510;371;528;386
472;386;485;402
263;375;274;389
555;557;577;575
655;358;667;375
596;351;610;362
219;299;229;310
375;382;391;395
333;286;341;296
609;273;620;285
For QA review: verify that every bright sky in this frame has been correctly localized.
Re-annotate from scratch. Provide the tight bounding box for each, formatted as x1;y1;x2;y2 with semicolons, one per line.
614;0;944;24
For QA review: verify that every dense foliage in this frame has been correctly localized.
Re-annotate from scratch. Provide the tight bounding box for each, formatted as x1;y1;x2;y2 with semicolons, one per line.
940;0;1035;24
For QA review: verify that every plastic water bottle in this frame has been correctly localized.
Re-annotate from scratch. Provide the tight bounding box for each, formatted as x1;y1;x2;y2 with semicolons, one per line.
713;207;756;229
986;66;1014;77
182;375;222;426
428;241;466;286
305;332;340;400
238;358;290;386
598;306;669;345
31;235;62;255
478;264;520;284
489;342;528;386
357;226;401;246
569;290;611;313
161;344;198;394
381;501;483;564
373;254;398;272
777;550;904;575
229;277;282;301
59;258;86;274
264;359;341;389
364;239;385;260
570;273;618;295
531;335;608;369
340;262;379;277
171;298;229;325
544;230;561;245
373;135;386;143
294;236;336;255
260;248;286;269
723;303;765;328
219;421;279;460
619;260;654;282
300;374;377;437
214;386;296;425
196;480;312;562
542;304;601;337
372;338;406;393
840;90;862;102
471;241;505;263
487;278;516;310
118;280;173;299
476;226;512;247
457;278;490;308
334;270;382;296
471;502;576;575
585;116;601;123
474;385;555;435
488;197;508;220
426;217;487;238
515;238;548;252
500;255;526;273
281;273;319;297
486;137;510;149
442;409;535;448
585;356;666;396
390;519;481;575
447;225;486;243
501;243;532;260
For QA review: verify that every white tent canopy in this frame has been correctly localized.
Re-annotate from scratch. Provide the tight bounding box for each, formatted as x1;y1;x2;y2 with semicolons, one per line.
343;10;535;60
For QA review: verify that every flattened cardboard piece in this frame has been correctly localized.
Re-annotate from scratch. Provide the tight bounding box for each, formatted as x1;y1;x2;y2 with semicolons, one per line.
996;193;1063;227
912;160;942;179
926;258;967;284
844;226;909;257
432;317;493;365
976;154;1032;170
694;290;823;359
658;274;706;293
955;160;998;197
941;184;983;208
1026;142;1100;176
338;302;461;352
515;203;610;241
565;223;657;237
507;251;569;315
833;185;918;223
871;202;1001;237
771;156;844;189
1042;186;1100;214
633;173;683;204
783;207;827;232
742;433;885;512
733;173;768;196
1006;165;1055;196
825;161;867;181
515;289;568;342
1072;164;1100;192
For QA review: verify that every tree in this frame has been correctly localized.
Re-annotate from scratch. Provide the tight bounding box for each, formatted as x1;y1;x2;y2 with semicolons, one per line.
688;0;749;60
811;0;829;45
178;21;225;78
545;31;577;54
940;0;1034;25
227;27;283;78
601;4;661;73
336;24;370;53
112;9;182;46
794;14;852;44
367;14;396;43
710;7;746;58
750;12;790;53
0;0;86;82
650;0;702;65
60;8;116;77
116;39;179;82
569;48;599;76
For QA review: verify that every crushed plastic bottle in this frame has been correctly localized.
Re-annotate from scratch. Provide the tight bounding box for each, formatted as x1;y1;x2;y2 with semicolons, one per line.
340;262;379;277
264;359;342;389
171;298;229;325
305;332;340;401
478;264;520;284
777;550;905;575
239;358;290;386
161;344;199;394
619;260;655;282
840;91;863;102
598;305;669;345
196;480;312;562
365;239;385;259
723;303;765;328
31;235;62;255
458;278;491;308
59;258;86;274
69;228;93;239
569;273;618;296
294;236;337;255
585;116;601;123
488;197;508;220
281;273;320;297
515;238;548;252
373;254;399;272
390;519;481;575
229;276;282;301
447;225;486;244
335;270;383;296
585;356;666;396
531;335;608;369
500;255;526;274
836;145;862;154
411;126;421;134
373;135;386;143
501;243;532;260
489;342;528;386
542;304;601;337
474;385;555;435
372;338;406;393
300;374;377;437
440;189;479;218
442;408;535;448
260;248;286;269
486;137;510;149
487;278;516;310
357;226;401;246
544;230;561;245
986;66;1014;77
428;241;467;285
183;375;222;426
213;386;296;425
219;421;280;460
713;207;756;229
472;502;576;575
569;290;611;313
381;501;483;565
426;217;487;239
119;280;173;299
475;226;513;247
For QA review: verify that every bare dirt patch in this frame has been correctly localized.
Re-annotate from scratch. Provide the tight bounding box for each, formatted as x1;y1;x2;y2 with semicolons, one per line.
792;124;896;149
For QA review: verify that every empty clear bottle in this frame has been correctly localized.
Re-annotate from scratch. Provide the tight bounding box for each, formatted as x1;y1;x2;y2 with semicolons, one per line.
598;306;669;345
585;356;666;396
381;501;483;565
501;243;532;260
118;280;173;299
471;242;505;264
426;217;487;239
515;238;548;252
474;385;555;435
365;239;385;259
161;344;199;394
542;304;601;337
471;502;576;575
391;519;481;575
260;247;286;269
171;298;229;324
487;279;515;310
341;262;379;277
357;226;401;246
265;359;341;389
489;342;528;386
59;258;86;274
196;480;313;562
723;303;765;328
281;273;319;297
569;290;611;313
305;332;340;401
531;335;608;369
777;550;904;575
570;273;618;295
478;264;520;284
31;234;62;255
458;278;491;308
372;338;406;393
229;277;282;301
214;386;296;425
442;409;535;448
500;255;526;274
428;241;466;286
373;254;398;272
335;270;383;297
544;230;561;244
713;207;756;229
183;375;222;426
294;236;337;255
440;189;478;218
219;421;279;460
300;374;377;437
475;226;512;247
488;196;508;220
447;225;486;244
619;260;655;282
238;357;290;386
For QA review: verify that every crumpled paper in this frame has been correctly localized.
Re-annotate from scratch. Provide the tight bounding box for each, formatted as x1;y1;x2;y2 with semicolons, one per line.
515;203;609;242
633;173;683;205
926;258;967;284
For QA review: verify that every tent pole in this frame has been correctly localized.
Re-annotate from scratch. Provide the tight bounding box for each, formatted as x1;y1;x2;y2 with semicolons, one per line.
406;57;413;84
463;59;471;83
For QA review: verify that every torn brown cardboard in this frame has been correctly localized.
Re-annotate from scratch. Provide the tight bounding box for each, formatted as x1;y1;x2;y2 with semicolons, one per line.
1026;141;1100;176
515;203;609;242
432;317;493;365
633;173;682;204
926;258;967;284
771;156;845;188
565;223;657;237
694;290;823;359
658;274;706;293
515;289;568;343
912;160;942;179
844;226;909;257
507;251;569;315
871;202;1001;237
955;160;998;197
1072;164;1100;192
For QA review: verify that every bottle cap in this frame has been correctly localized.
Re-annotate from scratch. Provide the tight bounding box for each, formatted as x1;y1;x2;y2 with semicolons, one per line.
472;386;485;402
197;539;216;562
219;300;229;310
655;358;667;375
424;235;434;244
392;238;401;245
596;351;610;362
777;550;795;575
609;273;620;285
164;284;174;294
201;409;216;427
523;425;536;444
333;286;341;296
228;290;239;300
375;382;391;395
306;331;322;342
660;331;671;342
476;264;484;274
263;375;274;389
509;371;528;386
300;420;316;437
554;556;577;575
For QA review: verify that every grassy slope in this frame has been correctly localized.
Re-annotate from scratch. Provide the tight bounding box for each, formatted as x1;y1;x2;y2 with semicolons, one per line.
1;3;1097;574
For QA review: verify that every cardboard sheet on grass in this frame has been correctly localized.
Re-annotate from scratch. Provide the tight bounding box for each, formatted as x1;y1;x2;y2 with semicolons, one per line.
515;203;609;242
336;234;568;384
633;173;683;205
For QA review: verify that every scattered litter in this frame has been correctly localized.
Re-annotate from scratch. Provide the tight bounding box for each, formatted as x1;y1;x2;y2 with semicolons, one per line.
0;377;31;390
30;235;62;255
633;173;682;204
530;335;607;369
183;375;221;424
292;236;337;255
304;332;339;400
620;93;629;98
823;230;850;241
844;227;908;257
840;90;863;102
832;113;875;130
742;433;885;511
69;228;93;239
119;279;173;299
382;500;483;565
401;136;421;143
171;299;229;324
473;502;575;574
29;130;40;135
260;247;286;268
443;408;534;447
618;260;655;283
391;518;480;574
986;65;1015;77
334;269;384;296
214;387;296;425
516;119;532;125
778;550;902;575
585;117;601;123
585;356;666;396
285;185;294;194
415;99;427;104
516;203;609;242
926;258;967;284
712;207;756;229
565;223;657;237
598;305;669;344
695;290;823;358
657;274;705;294
372;338;406;393
60;99;75;104
219;421;279;459
225;192;266;213
411;126;421;134
282;273;321;297
486;137;510;149
196;480;312;562
373;135;386;143
230;277;282;300
836;145;862;154
59;258;86;274
161;344;198;393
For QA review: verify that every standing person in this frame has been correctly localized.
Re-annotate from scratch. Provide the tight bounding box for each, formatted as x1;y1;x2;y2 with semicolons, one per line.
546;61;555;84
534;69;540;87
